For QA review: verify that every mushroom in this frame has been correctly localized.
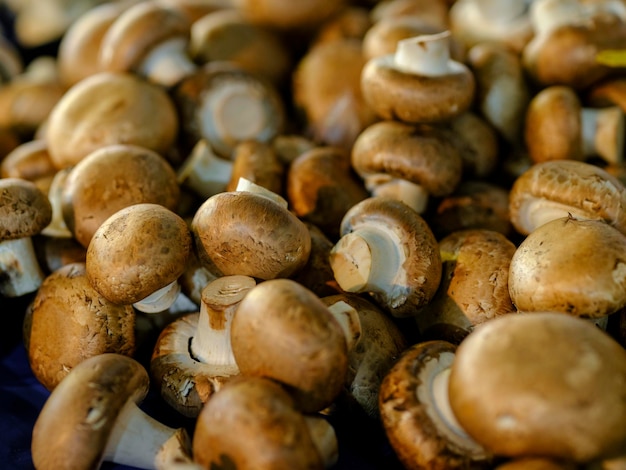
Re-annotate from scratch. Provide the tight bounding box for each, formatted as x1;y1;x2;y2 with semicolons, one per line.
525;85;624;165
32;353;194;469
360;31;475;124
0;139;57;185
176;139;235;200
0;178;52;297
311;5;372;46
508;216;626;320
86;203;192;314
191;178;311;280
61;144;180;248
230;0;347;30
329;196;442;318
45;72;179;170
508;160;626;236
369;0;450;31
494;458;578;470
230;278;355;413
447;111;500;179
378;340;492;470
33;235;87;274
0;35;23;84
26;262;135;390
151;275;255;417
225;140;284;194
193;376;338;469
449;312;626;462
156;0;233;23
415;229;517;344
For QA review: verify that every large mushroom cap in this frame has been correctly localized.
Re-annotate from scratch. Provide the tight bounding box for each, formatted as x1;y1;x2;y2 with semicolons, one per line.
449;312;626;462
0;177;52;240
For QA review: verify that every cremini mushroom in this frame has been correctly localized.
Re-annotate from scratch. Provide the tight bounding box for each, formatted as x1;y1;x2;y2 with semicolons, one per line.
32;353;194;469
151;275;256;417
86;203;192;313
0;177;52;297
329;196;442;318
379;340;492;469
360;31;475;124
27;262;135;390
225;140;284;194
449;312;626;462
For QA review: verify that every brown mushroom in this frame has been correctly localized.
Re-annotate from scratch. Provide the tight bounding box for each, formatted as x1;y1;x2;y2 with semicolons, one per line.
449;312;626;462
369;0;450;31
225;140;285;194
495;458;578;470
176;139;235;200
0;139;56;184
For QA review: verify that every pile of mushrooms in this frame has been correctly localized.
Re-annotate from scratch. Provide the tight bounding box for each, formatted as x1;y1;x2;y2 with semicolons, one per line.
1;0;626;469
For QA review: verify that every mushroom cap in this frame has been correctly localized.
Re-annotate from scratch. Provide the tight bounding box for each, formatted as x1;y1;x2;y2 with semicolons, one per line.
509;160;626;236
0;177;52;240
225;140;284;194
46;72;179;169
230;278;348;413
86;203;192;305
231;0;347;30
524;86;583;163
0;139;56;182
509;216;626;318
494;458;578;470
449;312;626;462
191;191;311;280
62;144;180;248
193;375;325;469
28;262;135;390
99;1;191;73
361;47;475;124
32;353;150;470
379;340;492;470
352;120;463;197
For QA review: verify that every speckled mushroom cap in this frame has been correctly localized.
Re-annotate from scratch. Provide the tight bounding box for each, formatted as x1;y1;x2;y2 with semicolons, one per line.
509;216;626;318
352;120;462;198
62;144;180;248
86;203;192;305
230;278;348;413
27;262;135;391
32;353;150;470
508;160;626;236
45;72;179;169
449;312;626;462
191;190;311;280
0;177;52;241
379;340;492;470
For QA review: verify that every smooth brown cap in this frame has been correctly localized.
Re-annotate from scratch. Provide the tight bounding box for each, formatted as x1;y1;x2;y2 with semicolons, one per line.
0;139;56;182
0;177;52;240
231;0;347;30
226;140;284;194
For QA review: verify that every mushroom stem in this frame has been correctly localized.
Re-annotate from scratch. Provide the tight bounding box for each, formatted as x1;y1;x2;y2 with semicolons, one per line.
177;139;234;199
235;177;288;208
581;106;625;165
103;398;193;469
138;37;198;88
41;168;73;238
326;300;362;352
304;415;339;469
394;31;452;77
515;198;592;234
0;237;45;297
330;225;406;295
367;176;430;214
431;367;475;441
530;0;587;35
133;280;182;314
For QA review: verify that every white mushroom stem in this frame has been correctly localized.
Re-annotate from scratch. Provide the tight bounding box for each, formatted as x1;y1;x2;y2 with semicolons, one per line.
366;175;430;214
138;37;198;88
530;0;588;35
41;167;73;238
581;106;625;165
326;300;362;352
515;198;594;234
394;31;453;76
177;139;233;199
0;237;45;297
330;224;406;295
133;280;182;314
102;398;193;470
304;415;339;469
236;177;289;208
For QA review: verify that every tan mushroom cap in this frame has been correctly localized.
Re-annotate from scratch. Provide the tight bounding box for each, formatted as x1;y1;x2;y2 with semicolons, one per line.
0;177;52;240
27;262;135;391
191;190;311;280
32;353;150;470
62;144;180;248
352;120;463;197
449;312;626;462
379;340;492;470
230;278;348;413
0;139;56;183
86;203;192;305
225;140;284;194
231;0;347;30
509;216;626;318
45;72;179;169
509;160;626;236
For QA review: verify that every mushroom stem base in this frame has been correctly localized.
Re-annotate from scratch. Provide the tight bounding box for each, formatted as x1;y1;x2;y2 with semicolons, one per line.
0;237;45;297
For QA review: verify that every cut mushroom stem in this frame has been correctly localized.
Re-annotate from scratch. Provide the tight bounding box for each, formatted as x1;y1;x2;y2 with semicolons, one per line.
41;168;73;238
326;300;362;352
103;398;194;470
0;237;45;297
235;177;288;208
394;31;453;76
581;107;625;165
304;415;339;468
366;175;430;214
138;37;198;88
177;139;234;199
133;280;182;314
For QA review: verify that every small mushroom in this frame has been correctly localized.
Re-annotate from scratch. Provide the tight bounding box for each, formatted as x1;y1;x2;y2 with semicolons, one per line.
379;340;492;470
193;376;338;469
225;140;284;194
329;196;442;318
32;353;194;469
86;203;192;313
449;312;626;462
360;31;475;124
0;178;52;297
